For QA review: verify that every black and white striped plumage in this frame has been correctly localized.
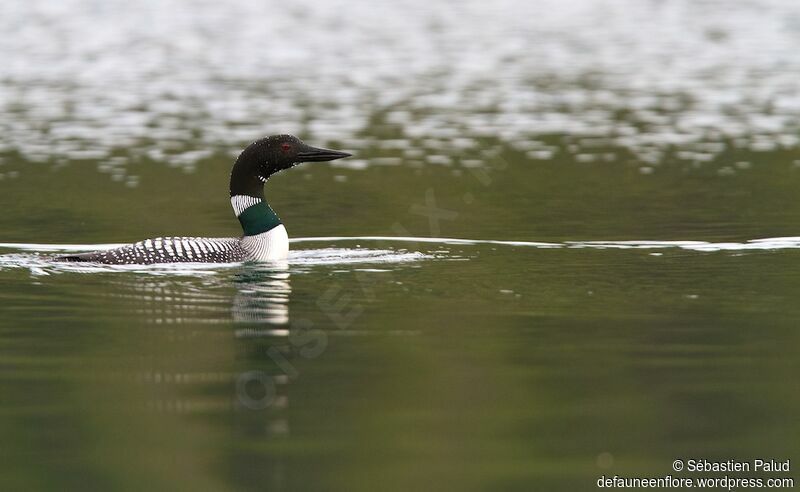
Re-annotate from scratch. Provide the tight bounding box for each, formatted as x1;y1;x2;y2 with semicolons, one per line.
59;237;248;264
55;135;350;265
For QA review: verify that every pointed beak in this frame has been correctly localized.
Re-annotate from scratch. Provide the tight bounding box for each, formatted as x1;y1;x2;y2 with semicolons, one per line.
296;144;352;162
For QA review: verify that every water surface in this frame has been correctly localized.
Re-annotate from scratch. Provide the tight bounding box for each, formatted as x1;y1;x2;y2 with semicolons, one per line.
2;0;800;490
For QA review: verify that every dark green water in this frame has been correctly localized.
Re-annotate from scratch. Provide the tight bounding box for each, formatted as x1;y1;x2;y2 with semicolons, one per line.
3;0;800;490
2;141;799;491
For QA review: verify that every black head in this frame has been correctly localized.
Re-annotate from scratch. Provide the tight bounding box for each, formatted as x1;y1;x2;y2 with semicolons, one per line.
230;135;351;197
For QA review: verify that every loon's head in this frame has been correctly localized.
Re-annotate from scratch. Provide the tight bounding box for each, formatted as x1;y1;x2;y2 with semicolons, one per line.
230;135;351;196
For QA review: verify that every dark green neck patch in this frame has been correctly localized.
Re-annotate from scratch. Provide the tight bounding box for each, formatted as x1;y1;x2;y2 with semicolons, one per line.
238;201;282;236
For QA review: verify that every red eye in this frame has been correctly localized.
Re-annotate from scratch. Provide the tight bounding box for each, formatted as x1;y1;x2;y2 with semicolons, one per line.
281;143;291;152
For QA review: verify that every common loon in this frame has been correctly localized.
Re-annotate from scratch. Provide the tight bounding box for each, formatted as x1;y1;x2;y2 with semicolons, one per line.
58;135;351;264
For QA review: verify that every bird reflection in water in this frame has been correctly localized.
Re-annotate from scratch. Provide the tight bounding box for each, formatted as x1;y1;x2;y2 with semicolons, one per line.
109;262;296;446
231;262;294;441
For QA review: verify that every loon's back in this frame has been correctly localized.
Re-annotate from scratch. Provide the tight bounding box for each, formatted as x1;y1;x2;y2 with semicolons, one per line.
58;237;246;264
58;226;290;265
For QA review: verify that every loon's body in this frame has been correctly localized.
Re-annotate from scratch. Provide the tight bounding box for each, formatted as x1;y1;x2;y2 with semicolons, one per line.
58;135;350;264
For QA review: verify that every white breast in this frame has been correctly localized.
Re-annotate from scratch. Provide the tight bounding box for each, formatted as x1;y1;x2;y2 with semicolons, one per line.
239;224;289;261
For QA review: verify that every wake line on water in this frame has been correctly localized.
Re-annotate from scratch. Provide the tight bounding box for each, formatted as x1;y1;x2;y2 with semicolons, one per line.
295;236;800;252
2;236;800;253
1;236;797;277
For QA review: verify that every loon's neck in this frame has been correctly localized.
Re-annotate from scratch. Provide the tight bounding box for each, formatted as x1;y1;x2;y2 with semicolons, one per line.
231;194;282;237
228;144;283;237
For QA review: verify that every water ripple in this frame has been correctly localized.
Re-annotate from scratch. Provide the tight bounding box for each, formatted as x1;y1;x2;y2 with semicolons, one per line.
1;235;798;277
